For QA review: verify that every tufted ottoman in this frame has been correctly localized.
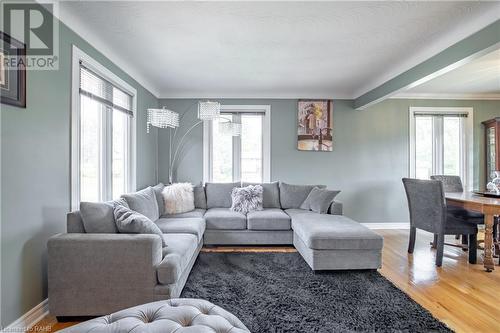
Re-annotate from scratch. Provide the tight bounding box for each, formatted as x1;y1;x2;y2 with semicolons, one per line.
59;299;250;332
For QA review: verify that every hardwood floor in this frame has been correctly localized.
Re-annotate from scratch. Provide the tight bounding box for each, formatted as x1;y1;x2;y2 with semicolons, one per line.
378;229;500;333
32;229;500;333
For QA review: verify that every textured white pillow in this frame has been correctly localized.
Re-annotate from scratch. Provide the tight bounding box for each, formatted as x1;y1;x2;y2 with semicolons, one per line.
230;185;263;214
162;183;195;215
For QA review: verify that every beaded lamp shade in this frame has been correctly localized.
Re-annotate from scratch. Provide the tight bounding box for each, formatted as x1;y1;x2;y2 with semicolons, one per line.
219;121;242;136
147;108;179;133
198;101;221;120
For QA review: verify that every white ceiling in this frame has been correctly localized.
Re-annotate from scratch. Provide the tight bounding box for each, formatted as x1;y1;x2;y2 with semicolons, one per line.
394;48;500;99
58;1;500;99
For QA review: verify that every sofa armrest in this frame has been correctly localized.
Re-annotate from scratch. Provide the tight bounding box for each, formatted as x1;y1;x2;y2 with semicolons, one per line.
48;233;163;316
47;233;162;297
329;201;343;215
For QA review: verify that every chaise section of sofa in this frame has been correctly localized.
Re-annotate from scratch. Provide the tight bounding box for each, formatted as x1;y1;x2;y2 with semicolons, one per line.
287;210;384;270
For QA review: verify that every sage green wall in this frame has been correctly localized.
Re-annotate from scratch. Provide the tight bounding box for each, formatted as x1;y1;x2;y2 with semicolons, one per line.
158;98;499;223
0;20;159;327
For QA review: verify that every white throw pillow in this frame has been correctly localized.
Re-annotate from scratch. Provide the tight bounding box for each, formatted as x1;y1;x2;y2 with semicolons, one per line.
162;183;195;215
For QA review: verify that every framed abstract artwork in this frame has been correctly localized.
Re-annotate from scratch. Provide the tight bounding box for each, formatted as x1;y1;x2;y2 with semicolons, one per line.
297;99;333;151
1;32;26;108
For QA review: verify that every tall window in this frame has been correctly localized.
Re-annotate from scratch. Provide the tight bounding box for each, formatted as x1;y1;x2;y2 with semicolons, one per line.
204;105;270;183
71;46;136;209
409;107;473;188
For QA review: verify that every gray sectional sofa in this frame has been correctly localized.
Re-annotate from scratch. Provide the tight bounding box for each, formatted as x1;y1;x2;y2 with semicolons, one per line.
48;181;383;317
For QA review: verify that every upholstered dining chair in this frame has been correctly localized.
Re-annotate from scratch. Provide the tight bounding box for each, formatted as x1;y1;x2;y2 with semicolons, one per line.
402;178;478;267
431;175;499;256
430;175;483;246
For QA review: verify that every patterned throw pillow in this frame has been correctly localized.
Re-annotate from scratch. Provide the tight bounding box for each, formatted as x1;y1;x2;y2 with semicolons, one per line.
230;185;263;214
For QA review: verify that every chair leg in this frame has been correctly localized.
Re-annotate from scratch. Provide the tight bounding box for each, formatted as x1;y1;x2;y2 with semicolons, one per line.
468;233;477;264
461;235;468;251
408;227;416;254
436;233;445;267
494;219;498;241
431;234;438;249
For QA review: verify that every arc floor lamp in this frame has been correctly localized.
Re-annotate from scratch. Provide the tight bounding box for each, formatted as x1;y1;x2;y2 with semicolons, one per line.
147;101;241;183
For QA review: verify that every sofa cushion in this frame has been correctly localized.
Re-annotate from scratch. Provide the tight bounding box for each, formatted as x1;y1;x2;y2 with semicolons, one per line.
206;182;240;208
289;210;383;250
79;199;127;233
247;208;291;231
114;204;167;247
162;208;206;219
157;233;199;285
155;217;206;242
204;208;246;230
279;182;326;209
300;187;340;214
193;185;207;209
242;182;280;208
152;183;166;216
122;187;159;221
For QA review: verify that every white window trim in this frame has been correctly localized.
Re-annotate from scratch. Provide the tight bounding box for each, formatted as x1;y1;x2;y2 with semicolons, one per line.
71;45;137;210
203;105;271;183
408;106;473;190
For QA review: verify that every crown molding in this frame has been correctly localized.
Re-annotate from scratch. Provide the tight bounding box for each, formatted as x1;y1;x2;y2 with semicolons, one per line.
157;92;354;100
54;2;160;97
391;93;500;100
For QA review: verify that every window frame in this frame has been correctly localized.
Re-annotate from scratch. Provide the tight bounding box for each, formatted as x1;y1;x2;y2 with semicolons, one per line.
203;105;271;183
408;106;473;190
71;45;137;210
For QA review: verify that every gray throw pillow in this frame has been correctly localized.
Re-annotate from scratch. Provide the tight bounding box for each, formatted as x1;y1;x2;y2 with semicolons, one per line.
279;182;326;209
79;199;127;233
121;187;159;222
230;185;263;214
300;187;340;214
152;183;166;216
242;182;280;208
206;182;240;208
113;204;167;247
193;185;207;209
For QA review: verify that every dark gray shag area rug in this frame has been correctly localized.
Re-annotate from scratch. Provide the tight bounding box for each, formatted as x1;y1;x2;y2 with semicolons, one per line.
181;252;452;333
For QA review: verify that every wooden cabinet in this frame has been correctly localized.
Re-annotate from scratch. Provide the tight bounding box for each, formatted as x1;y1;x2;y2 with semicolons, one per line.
483;117;500;185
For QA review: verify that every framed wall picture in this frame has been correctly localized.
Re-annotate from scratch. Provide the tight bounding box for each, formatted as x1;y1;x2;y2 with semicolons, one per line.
297;99;333;151
1;32;26;108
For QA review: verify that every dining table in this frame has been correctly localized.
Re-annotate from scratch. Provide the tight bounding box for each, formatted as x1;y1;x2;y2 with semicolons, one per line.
445;192;500;272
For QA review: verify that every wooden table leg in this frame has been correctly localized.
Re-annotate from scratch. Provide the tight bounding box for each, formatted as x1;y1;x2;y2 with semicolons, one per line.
483;213;496;272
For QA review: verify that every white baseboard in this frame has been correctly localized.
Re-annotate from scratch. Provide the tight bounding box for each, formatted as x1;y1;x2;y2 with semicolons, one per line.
362;223;410;229
2;299;48;332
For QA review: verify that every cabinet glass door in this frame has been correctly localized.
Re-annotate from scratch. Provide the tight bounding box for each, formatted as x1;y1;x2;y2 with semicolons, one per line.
486;126;496;181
